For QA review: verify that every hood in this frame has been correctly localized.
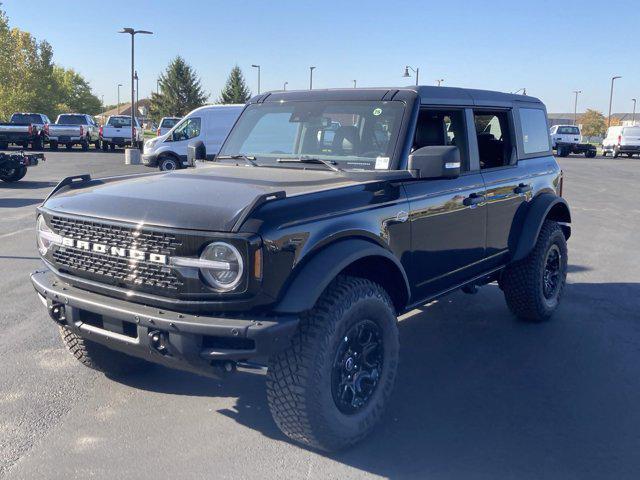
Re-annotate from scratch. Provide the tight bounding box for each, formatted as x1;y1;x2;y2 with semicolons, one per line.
43;164;363;231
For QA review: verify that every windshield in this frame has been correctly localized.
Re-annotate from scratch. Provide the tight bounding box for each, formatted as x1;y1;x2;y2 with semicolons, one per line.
161;118;180;128
57;115;87;125
11;113;42;124
219;101;405;170
557;126;580;135
107;117;133;127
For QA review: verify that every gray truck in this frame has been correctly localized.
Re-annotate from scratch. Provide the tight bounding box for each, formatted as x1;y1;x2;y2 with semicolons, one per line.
47;114;100;151
0;112;50;150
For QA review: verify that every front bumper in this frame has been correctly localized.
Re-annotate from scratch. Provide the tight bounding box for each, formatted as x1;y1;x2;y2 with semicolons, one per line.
142;152;158;166
31;269;298;375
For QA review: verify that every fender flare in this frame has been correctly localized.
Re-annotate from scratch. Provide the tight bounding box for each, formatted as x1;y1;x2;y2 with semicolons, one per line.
512;194;571;262
274;238;410;314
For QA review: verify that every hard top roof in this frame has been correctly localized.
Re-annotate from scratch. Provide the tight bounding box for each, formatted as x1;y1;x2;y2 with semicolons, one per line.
252;86;543;108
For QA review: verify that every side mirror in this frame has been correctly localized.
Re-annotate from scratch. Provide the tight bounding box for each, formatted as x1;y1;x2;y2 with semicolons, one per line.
187;140;206;166
408;145;461;179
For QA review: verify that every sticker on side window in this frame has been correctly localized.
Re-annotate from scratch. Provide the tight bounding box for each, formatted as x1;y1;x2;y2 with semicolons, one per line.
373;108;382;116
375;156;390;169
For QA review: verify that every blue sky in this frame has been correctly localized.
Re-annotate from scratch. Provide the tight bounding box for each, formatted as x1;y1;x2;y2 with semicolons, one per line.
4;0;639;113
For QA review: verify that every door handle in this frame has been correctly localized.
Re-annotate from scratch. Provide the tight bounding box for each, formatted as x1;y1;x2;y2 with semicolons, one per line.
514;183;532;194
463;193;485;206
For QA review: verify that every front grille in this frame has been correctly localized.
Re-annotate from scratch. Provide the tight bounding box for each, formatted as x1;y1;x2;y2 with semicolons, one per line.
49;216;184;291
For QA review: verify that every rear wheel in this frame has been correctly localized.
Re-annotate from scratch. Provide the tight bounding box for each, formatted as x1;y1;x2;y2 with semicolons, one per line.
81;141;89;152
94;140;101;149
585;149;596;158
500;221;568;322
50;141;58;150
613;147;620;158
101;141;109;151
0;165;27;182
59;326;150;376
32;136;43;150
627;153;633;158
109;144;116;151
267;276;399;452
22;141;29;149
0;141;8;150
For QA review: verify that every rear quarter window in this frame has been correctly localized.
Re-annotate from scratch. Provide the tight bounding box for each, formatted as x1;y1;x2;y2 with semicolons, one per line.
519;108;550;154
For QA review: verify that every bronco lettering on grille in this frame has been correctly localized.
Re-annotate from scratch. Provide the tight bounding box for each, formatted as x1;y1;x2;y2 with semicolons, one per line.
61;237;167;264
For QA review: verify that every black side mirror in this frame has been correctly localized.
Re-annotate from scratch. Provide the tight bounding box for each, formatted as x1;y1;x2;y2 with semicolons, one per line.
187;140;206;166
408;145;461;179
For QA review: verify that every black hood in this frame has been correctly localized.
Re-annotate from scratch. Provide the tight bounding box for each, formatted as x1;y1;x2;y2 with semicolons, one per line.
43;164;363;231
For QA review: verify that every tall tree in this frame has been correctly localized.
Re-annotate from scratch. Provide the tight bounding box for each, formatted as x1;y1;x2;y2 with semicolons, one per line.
149;56;208;120
579;109;607;138
218;65;251;104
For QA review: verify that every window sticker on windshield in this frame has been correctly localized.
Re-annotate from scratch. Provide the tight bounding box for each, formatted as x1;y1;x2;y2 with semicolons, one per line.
375;156;390;169
373;108;382;116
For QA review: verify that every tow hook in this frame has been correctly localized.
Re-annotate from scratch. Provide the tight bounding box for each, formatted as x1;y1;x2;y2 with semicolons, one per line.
48;302;66;324
148;330;170;356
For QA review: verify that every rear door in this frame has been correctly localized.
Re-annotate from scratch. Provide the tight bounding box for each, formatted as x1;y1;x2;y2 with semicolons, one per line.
621;127;640;148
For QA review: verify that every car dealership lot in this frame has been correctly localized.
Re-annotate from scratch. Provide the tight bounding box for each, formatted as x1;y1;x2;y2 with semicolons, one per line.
1;151;639;479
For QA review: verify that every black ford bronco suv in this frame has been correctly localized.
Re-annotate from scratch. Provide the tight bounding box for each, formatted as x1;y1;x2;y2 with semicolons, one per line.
31;87;570;451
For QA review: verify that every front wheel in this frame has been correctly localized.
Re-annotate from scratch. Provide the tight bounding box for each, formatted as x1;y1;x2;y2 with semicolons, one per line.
0;165;27;182
500;221;568;322
159;156;179;171
59;326;150;376
267;276;399;451
613;147;620;158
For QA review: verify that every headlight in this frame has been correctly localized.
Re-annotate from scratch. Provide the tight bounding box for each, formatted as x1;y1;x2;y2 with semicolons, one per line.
170;241;244;292
200;242;244;291
36;215;62;255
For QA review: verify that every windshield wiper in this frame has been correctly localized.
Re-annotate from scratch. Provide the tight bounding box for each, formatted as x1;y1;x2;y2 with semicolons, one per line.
276;156;342;172
216;154;258;167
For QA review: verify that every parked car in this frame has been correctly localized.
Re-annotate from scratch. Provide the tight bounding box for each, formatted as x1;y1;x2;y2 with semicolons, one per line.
602;125;640;158
47;114;100;151
0;112;50;150
143;105;243;171
549;124;596;157
99;115;143;151
156;117;181;136
0;151;44;182
31;86;570;452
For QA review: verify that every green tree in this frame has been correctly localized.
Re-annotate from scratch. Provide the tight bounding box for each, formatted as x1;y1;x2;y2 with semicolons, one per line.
218;65;251;104
149;56;208;120
52;67;102;115
579;109;607;137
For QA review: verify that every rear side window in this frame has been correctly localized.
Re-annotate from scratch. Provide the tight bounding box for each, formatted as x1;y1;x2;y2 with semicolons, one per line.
107;117;131;127
519;108;550;154
161;118;179;128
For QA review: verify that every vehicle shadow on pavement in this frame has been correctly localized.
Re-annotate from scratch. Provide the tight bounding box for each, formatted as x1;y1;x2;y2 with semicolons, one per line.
0;198;44;208
0;180;56;190
118;281;640;479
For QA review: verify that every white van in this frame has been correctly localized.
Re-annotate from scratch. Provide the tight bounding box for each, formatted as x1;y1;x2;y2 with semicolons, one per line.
142;104;244;170
602;125;640;158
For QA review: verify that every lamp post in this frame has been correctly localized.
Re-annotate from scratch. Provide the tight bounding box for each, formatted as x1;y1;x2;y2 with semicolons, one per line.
512;87;527;95
403;65;419;86
353;80;357;88
119;27;153;145
156;79;160;94
632;98;637;125
608;76;621;128
283;81;288;91
572;90;582;125
309;66;316;90
436;78;444;86
134;71;139;119
117;83;122;113
251;64;261;94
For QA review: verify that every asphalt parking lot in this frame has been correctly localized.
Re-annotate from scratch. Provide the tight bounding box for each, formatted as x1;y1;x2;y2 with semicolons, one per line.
1;149;639;479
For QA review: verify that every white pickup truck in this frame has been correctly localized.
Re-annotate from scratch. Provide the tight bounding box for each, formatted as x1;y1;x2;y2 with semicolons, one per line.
46;114;100;151
99;115;143;151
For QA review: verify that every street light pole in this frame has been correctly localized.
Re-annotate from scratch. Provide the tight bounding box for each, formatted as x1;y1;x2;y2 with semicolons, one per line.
283;81;288;91
608;75;621;128
436;79;444;86
572;90;582;125
156;79;160;94
403;66;419;86
309;66;316;90
117;83;122;113
353;80;357;88
251;64;261;94
119;27;153;147
134;71;139;120
632;98;637;125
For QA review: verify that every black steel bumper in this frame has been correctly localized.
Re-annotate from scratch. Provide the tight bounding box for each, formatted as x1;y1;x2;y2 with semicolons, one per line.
31;270;299;376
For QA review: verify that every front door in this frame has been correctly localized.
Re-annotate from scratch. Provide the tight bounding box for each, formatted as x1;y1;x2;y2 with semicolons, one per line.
403;108;487;301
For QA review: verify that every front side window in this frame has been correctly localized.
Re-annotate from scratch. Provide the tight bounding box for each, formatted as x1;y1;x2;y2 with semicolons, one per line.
412;109;469;170
519;108;551;154
171;117;201;141
219;101;405;170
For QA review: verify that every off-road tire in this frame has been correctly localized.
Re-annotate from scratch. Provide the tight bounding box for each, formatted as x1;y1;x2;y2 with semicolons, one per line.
613;147;620;158
500;220;568;322
0;166;27;182
59;326;149;376
585;149;596;158
81;141;89;152
32;136;43;151
101;142;109;152
267;275;399;452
